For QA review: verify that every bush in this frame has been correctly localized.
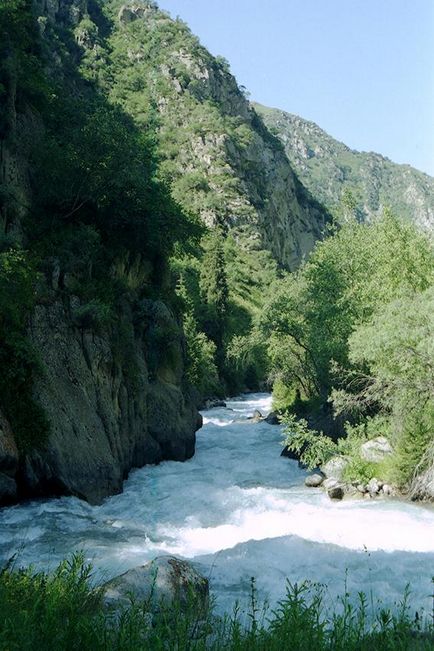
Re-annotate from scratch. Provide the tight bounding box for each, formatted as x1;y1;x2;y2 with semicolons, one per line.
0;556;432;651
72;299;112;330
281;414;337;469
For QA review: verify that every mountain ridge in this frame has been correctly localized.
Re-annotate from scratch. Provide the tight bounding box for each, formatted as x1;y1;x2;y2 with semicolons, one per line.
254;102;434;231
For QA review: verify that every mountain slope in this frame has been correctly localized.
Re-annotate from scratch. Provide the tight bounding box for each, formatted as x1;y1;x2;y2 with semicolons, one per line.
255;103;434;230
98;1;329;270
0;0;200;504
0;0;330;505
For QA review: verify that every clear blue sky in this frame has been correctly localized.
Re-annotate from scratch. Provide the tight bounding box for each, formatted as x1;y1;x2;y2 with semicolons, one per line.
159;0;434;176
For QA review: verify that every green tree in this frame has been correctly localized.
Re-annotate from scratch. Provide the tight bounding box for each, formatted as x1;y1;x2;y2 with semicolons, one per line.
199;229;229;361
259;211;434;412
335;286;434;487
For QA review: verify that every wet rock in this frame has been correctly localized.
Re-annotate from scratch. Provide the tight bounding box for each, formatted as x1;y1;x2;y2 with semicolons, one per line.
322;478;339;491
264;411;280;425
305;473;324;488
0;473;17;504
327;485;344;500
251;409;263;422
321;456;348;481
22;300;199;504
410;456;434;501
102;556;209;614
203;399;226;409
0;411;18;505
360;437;393;463
356;483;367;494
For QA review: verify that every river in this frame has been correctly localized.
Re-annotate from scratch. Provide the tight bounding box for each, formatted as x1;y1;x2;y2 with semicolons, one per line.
1;393;433;616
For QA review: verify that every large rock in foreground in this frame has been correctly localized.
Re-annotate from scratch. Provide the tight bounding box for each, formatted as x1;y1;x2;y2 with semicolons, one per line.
321;456;348;481
102;556;209;613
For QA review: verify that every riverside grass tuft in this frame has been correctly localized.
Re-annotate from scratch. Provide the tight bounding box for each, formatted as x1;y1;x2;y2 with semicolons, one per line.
0;555;433;650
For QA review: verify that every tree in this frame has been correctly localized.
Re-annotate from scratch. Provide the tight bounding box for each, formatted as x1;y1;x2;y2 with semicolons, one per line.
199;229;229;359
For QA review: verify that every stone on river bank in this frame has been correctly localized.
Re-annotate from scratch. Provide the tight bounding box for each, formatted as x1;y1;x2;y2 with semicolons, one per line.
102;556;209;614
360;437;393;463
305;473;324;487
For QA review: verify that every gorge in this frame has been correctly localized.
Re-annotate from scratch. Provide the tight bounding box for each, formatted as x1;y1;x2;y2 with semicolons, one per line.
0;1;433;646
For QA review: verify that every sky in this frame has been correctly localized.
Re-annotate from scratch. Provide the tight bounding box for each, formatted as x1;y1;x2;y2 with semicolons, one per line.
159;0;434;176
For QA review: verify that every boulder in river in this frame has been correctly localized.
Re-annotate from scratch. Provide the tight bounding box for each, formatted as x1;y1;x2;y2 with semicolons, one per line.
305;473;324;488
360;437;393;463
367;477;382;495
327;484;345;500
264;411;280;425
203;399;227;409
321;456;348;481
249;409;264;423
102;556;209;614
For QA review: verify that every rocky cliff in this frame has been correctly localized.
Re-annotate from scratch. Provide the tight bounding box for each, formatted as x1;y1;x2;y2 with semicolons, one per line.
255;104;434;230
0;0;200;505
0;0;335;506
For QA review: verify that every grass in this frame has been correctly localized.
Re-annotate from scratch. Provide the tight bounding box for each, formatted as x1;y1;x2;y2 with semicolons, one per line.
0;554;433;650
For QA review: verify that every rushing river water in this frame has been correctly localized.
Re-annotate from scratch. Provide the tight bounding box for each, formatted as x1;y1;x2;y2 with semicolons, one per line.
1;393;434;616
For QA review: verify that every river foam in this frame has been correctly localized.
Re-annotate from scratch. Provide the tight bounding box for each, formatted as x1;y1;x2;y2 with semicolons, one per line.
0;393;433;616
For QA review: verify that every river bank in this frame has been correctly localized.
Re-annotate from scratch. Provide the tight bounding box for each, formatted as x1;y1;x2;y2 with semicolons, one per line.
0;393;433;617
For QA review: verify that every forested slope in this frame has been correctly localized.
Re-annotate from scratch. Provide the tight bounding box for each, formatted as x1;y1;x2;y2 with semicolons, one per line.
256;103;434;230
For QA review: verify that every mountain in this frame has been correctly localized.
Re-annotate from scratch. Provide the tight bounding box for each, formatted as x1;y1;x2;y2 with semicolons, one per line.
0;0;329;505
103;2;329;270
254;104;434;231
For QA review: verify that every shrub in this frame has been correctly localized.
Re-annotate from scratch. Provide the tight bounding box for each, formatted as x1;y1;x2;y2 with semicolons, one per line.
0;556;432;650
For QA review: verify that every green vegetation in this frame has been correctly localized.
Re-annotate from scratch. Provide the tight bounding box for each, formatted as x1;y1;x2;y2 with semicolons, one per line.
262;210;434;490
0;0;204;449
0;0;432;497
0;556;432;650
255;103;434;231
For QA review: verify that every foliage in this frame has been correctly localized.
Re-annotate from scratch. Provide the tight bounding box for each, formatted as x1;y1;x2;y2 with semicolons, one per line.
256;103;434;230
72;299;112;330
0;556;432;650
0;249;49;450
183;311;220;397
199;229;229;354
262;211;433;487
281;414;337;469
260;211;434;406
338;287;434;487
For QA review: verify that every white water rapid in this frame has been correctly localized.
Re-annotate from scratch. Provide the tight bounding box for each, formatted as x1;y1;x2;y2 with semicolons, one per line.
1;393;433;616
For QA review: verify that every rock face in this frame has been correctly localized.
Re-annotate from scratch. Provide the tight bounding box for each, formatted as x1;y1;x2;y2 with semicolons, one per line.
21;300;198;504
255;103;434;232
0;0;204;505
0;412;19;505
411;448;434;501
106;3;329;270
102;556;209;613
